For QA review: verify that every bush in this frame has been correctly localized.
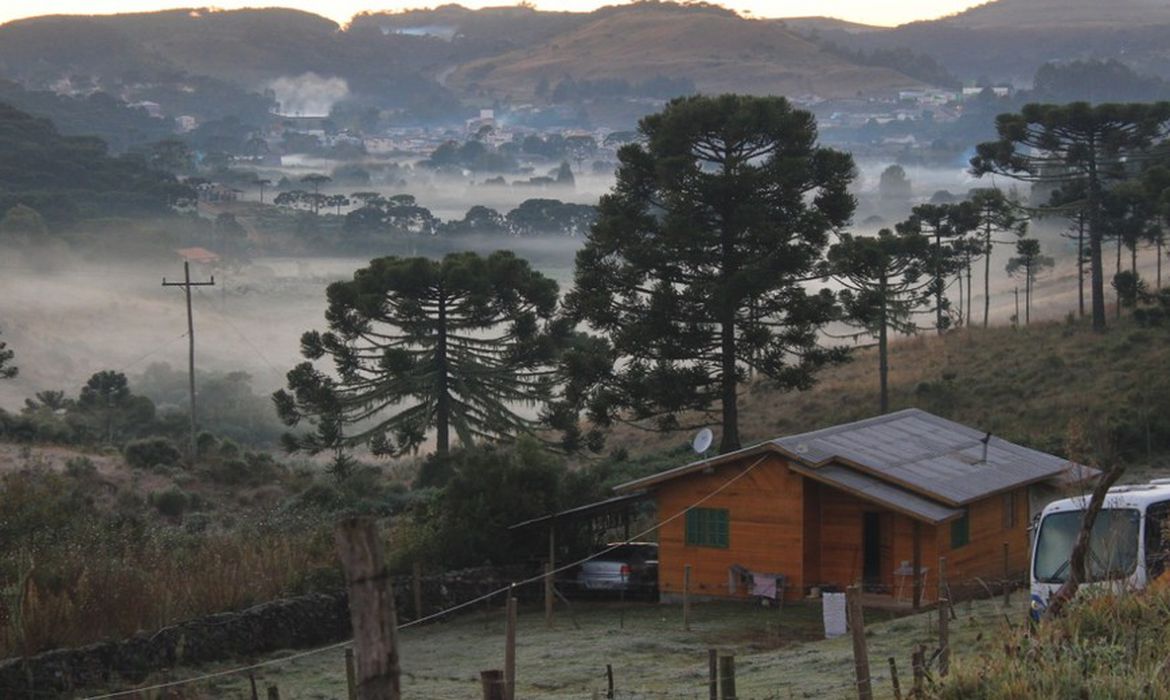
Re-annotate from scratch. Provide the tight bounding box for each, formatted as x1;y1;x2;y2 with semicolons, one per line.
150;487;190;518
64;456;98;479
124;437;182;470
408;439;566;568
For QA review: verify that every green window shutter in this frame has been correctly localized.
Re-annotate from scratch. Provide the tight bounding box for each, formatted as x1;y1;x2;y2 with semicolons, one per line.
715;509;729;548
950;511;970;549
686;508;729;548
685;508;700;546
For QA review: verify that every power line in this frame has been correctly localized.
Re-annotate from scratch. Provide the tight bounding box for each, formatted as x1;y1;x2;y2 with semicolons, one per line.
192;286;286;381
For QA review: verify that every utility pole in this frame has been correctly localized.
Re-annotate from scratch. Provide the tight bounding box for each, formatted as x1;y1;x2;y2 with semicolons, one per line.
163;261;215;466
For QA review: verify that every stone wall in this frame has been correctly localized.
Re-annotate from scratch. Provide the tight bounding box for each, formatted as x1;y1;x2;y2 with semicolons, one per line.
0;565;538;696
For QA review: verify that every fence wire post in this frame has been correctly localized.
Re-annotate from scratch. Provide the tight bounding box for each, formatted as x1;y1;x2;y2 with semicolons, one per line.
888;656;902;700
708;648;718;700
846;586;873;700
718;654;737;700
334;517;401;700
505;587;517;700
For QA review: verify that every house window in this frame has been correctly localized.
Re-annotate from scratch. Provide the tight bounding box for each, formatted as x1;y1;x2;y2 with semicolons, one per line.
951;511;970;549
1003;491;1017;530
686;508;729;548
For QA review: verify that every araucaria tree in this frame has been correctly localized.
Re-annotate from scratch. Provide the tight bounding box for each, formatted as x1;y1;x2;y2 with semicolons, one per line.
274;251;562;460
1006;238;1055;325
829;229;931;413
566;94;855;454
0;328;15;380
895;203;977;333
969;188;1027;327
971;102;1170;331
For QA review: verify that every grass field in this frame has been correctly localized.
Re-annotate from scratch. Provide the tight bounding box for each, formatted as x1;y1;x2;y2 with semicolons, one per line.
133;595;1031;699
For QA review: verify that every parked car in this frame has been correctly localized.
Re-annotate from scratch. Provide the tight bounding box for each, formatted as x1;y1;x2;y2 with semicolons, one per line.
575;542;658;599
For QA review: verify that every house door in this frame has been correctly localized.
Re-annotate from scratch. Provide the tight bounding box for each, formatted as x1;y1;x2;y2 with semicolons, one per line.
862;512;882;591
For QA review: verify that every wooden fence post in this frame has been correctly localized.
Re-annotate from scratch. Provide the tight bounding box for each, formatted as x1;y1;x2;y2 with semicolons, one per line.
266;685;281;700
606;663;615;699
937;556;946;604
505;589;517;700
938;597;950;677
412;561;423;621
1003;542;1011;608
480;670;505;700
334;517;401;700
846;585;873;700
719;654;737;700
345;647;358;700
684;564;692;631
888;656;902;700
912;644;925;698
545;561;555;629
708;648;718;700
938;554;956;621
912;522;923;611
249;674;259;700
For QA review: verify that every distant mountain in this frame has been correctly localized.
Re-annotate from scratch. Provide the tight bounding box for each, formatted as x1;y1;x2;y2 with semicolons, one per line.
801;0;1170;84
0;3;935;127
776;17;885;35
935;0;1170;29
0;9;344;86
446;4;924;101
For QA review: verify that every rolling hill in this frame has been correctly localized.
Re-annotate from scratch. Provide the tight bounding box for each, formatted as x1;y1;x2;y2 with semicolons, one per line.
935;0;1170;29
803;0;1170;84
447;4;925;101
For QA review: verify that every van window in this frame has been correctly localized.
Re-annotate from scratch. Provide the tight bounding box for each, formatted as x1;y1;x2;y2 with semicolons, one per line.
1145;501;1170;579
1034;508;1140;583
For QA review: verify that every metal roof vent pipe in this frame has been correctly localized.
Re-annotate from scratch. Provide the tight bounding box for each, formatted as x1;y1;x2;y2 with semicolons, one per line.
980;432;992;464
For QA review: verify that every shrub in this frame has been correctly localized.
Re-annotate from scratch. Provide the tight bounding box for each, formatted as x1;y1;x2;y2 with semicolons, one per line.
64;456;97;479
150;487;190;518
124;437;182;470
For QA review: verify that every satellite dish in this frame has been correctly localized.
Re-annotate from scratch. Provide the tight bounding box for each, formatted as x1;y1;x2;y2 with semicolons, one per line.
692;428;714;455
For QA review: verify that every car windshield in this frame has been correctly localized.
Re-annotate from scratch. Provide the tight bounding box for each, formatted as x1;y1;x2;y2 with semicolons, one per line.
1033;508;1140;583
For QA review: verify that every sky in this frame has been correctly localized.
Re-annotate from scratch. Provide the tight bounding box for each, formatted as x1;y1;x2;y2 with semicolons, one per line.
0;0;990;29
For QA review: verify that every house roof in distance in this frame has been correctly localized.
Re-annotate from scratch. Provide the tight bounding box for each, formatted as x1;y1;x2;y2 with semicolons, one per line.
614;409;1093;518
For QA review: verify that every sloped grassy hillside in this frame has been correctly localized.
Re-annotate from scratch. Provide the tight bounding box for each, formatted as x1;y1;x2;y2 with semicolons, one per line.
605;316;1170;479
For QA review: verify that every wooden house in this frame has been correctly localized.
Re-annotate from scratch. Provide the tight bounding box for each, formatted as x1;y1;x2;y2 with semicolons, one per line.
613;409;1094;605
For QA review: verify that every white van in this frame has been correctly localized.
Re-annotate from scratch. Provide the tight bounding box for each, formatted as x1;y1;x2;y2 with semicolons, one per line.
1030;480;1170;619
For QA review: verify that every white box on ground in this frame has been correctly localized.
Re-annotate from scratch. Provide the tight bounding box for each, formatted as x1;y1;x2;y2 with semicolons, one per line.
822;591;847;639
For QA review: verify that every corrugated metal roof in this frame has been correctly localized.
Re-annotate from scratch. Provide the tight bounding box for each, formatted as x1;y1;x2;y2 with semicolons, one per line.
772;409;1076;505
789;463;964;524
614;409;1091;507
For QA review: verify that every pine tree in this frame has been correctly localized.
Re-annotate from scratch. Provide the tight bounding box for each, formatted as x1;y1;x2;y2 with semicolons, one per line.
829;229;932;413
565;94;855;453
274;251;564;459
972;102;1170;331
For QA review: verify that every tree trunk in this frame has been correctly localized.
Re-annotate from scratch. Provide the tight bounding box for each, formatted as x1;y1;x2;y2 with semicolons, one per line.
1088;151;1107;331
436;293;450;456
879;278;889;414
966;256;973;327
719;313;740;453
1158;233;1164;291
1077;216;1086;318
956;271;964;328
935;231;945;334
1116;234;1123;320
1025;267;1032;326
984;226;992;328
